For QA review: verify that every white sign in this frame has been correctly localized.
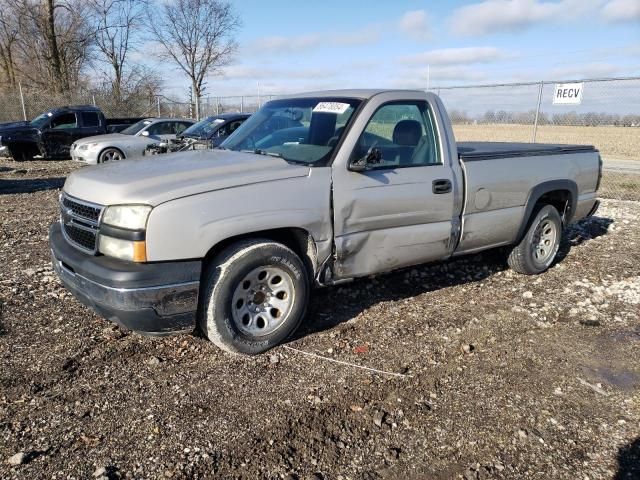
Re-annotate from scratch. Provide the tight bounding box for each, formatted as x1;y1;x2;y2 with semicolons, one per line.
313;102;350;115
553;82;583;105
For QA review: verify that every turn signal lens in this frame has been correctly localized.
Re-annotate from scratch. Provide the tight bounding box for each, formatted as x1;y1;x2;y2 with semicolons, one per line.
99;235;147;263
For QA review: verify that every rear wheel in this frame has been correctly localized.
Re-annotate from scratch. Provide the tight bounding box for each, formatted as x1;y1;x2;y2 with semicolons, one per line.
507;204;562;275
98;148;124;163
198;239;309;354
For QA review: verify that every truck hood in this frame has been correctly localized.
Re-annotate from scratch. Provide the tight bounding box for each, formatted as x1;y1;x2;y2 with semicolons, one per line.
0;120;30;130
0;121;38;138
63;149;311;206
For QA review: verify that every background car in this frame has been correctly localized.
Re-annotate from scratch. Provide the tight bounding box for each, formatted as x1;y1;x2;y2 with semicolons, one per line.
144;113;251;156
181;113;250;147
71;117;194;164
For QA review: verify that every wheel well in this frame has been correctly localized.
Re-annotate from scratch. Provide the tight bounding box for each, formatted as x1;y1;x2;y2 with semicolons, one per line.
516;182;577;244
537;189;572;221
203;228;318;280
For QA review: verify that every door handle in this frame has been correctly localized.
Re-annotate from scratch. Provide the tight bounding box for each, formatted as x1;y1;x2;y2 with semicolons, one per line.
432;179;452;194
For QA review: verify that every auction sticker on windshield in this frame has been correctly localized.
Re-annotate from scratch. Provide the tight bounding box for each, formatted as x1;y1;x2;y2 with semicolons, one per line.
313;102;350;115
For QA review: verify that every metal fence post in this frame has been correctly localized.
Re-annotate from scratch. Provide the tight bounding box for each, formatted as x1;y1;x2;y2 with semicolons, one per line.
92;94;96;106
532;81;544;143
157;96;161;117
18;82;27;121
241;96;244;113
216;97;219;115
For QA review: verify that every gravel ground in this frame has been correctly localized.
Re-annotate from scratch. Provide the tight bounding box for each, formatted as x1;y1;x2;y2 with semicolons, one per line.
1;159;639;480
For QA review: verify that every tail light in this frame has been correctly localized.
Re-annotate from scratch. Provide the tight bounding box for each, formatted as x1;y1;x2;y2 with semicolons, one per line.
595;154;602;191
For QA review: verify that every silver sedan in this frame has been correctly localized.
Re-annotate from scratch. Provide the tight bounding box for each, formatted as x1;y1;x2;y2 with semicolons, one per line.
71;118;194;164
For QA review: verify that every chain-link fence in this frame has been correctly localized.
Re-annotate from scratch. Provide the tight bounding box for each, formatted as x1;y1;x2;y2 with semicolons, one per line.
435;77;640;201
0;77;637;200
206;77;639;201
0;88;165;122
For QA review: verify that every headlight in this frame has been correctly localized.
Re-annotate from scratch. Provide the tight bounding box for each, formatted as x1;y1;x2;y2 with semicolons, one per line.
102;205;151;230
98;235;146;262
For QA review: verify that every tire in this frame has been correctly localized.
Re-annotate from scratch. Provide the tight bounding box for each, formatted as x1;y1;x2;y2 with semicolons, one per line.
98;147;125;163
8;145;33;162
199;239;310;354
507;204;562;275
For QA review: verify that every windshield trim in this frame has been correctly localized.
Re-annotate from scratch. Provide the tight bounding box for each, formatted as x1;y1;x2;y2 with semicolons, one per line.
322;96;369;168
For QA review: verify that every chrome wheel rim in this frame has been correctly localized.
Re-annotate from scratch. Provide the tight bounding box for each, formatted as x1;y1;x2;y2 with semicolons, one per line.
102;149;123;162
231;266;295;337
532;219;558;264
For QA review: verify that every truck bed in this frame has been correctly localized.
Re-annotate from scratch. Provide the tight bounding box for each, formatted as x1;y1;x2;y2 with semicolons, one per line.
458;141;596;161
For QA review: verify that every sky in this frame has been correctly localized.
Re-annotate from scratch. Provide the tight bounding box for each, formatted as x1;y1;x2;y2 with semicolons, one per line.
152;0;640;100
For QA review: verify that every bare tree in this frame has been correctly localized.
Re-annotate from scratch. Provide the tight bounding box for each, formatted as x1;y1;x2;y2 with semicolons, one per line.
88;0;147;102
12;0;93;92
148;0;240;119
0;1;20;89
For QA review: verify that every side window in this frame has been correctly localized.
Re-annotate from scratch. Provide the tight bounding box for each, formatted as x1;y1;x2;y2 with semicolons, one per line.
51;112;78;130
228;120;243;134
355;102;440;168
81;111;101;127
218;120;241;137
146;122;173;136
175;122;190;134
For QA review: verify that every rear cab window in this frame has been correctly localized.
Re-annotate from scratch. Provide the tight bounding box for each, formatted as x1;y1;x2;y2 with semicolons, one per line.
81;111;101;127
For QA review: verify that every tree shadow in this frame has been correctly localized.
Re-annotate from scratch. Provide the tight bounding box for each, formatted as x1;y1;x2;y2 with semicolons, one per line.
0;177;65;194
615;437;640;480
293;214;615;340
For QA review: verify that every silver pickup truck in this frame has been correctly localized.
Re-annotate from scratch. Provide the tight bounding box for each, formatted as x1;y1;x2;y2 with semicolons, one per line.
50;89;601;354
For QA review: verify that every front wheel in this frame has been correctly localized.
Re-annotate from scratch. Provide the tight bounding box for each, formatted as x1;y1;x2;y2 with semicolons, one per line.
199;239;309;354
98;147;124;163
507;204;562;275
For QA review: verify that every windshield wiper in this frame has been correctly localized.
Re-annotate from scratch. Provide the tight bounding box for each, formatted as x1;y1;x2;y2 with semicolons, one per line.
239;148;308;165
241;148;284;158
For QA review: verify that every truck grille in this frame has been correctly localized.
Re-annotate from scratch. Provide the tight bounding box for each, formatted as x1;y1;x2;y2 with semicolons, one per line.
60;193;103;253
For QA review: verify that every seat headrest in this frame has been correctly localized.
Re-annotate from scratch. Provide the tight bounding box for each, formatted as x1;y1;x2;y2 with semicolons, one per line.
392;120;422;146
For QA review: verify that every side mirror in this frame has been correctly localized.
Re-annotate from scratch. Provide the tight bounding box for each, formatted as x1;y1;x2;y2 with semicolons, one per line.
349;147;382;172
140;130;150;137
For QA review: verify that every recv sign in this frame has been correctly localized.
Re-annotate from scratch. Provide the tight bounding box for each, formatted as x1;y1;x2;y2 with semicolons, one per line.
553;83;583;105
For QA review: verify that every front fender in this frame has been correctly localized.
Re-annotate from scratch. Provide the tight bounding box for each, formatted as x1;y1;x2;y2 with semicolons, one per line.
145;168;333;262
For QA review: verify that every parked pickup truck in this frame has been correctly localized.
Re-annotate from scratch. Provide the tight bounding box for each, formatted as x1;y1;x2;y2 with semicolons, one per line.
49;89;601;354
0;105;143;161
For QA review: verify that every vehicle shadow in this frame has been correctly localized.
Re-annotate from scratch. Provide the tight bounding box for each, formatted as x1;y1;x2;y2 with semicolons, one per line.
557;215;614;261
293;214;614;341
0;177;65;195
615;437;640;480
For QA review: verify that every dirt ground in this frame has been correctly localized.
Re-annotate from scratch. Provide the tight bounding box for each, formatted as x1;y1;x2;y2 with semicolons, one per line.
1;159;639;480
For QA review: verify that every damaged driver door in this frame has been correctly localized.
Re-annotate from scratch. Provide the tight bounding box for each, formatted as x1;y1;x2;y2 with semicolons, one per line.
331;98;456;279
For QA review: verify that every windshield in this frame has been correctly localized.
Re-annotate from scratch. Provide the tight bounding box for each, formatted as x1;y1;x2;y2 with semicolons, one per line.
120;119;153;135
30;113;51;129
182;116;226;138
221;97;362;165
